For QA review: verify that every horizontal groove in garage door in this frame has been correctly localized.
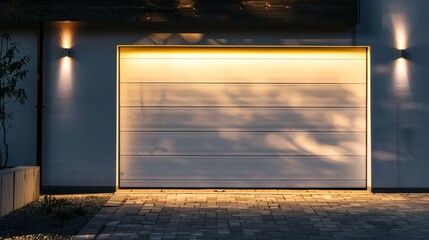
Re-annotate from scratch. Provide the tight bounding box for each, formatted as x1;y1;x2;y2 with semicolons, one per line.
120;106;366;108
120;82;367;84
119;131;366;133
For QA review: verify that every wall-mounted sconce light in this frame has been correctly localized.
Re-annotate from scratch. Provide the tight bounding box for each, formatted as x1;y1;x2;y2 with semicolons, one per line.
64;48;71;57
399;49;406;58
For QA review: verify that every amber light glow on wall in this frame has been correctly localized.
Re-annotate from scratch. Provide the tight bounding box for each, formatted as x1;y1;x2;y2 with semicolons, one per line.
391;11;410;95
58;22;75;98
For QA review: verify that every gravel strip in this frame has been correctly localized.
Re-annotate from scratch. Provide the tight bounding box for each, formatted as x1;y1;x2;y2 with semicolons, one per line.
0;194;112;240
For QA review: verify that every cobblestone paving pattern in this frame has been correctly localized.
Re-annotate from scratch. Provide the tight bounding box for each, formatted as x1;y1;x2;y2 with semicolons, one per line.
75;191;429;240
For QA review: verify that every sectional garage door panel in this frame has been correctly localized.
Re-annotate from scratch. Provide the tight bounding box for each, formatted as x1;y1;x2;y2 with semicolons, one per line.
118;46;368;188
120;59;367;84
120;132;366;156
120;47;366;59
120;156;366;188
120;84;366;107
120;108;366;132
120;180;366;188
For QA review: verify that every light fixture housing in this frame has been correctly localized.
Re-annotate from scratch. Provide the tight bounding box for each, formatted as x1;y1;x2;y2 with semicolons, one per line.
64;48;70;57
399;49;405;58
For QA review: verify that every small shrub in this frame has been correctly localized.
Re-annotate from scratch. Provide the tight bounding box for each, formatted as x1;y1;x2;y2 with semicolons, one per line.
41;195;65;214
42;195;89;226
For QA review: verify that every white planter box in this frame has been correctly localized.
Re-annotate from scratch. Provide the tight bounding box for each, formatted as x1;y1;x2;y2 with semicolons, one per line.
0;166;40;217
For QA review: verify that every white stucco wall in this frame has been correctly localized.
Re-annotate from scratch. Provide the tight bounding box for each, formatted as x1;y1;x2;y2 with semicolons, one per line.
8;0;429;189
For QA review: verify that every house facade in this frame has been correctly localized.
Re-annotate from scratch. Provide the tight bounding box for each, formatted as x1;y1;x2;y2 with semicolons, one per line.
5;0;429;192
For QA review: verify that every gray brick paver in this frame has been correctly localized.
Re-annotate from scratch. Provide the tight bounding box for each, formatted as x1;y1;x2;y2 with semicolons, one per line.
77;192;429;240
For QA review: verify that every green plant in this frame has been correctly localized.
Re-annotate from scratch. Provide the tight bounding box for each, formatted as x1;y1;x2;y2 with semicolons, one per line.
41;195;65;214
41;195;88;226
0;33;29;168
0;0;30;169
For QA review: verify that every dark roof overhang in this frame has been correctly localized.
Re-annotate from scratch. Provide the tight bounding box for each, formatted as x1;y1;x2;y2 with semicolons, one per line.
1;0;359;28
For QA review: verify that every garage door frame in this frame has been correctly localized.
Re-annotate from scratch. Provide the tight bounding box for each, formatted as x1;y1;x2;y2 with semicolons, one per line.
116;45;371;189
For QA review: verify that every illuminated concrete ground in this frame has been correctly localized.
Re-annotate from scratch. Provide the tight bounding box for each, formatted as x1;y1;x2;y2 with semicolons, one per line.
76;191;429;239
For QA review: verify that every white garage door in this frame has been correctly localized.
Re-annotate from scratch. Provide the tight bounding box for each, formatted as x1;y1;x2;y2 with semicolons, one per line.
118;46;368;188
